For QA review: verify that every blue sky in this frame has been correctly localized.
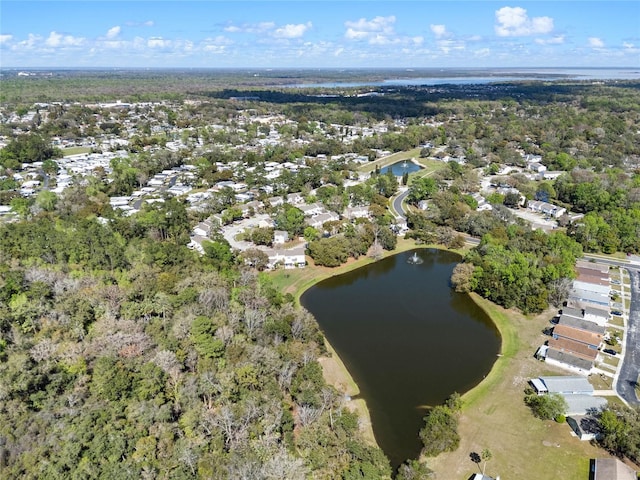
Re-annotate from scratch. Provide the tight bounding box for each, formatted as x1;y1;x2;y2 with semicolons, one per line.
1;1;638;68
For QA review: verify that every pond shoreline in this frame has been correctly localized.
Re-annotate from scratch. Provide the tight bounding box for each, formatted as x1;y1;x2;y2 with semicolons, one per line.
268;240;510;465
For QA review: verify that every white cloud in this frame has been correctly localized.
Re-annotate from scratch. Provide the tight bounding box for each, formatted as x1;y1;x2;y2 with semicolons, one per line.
0;34;13;44
106;26;121;39
345;16;395;41
495;7;553;37
147;37;172;48
535;35;564;45
334;47;344;56
623;42;635;49
273;22;312;39
474;48;491;58
224;22;276;34
437;39;465;55
125;20;154;28
589;37;604;48
45;31;84;47
201;36;232;53
19;34;42;49
430;24;447;38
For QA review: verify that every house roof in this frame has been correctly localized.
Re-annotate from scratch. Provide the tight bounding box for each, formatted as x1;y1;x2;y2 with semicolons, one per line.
594;458;638;480
539;376;594;395
576;261;609;274
584;306;609;319
563;395;607;416
558;315;606;335
576;266;609;280
576;272;610;286
548;337;599;361
546;348;594;371
530;378;547;393
553;324;602;346
569;288;610;306
561;306;584;319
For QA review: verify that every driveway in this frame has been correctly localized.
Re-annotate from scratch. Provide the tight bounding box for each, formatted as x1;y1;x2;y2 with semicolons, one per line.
615;267;640;405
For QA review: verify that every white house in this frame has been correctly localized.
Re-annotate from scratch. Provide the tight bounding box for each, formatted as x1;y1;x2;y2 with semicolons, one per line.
273;230;289;245
267;196;284;207
262;245;306;269
286;192;304;205
306;212;340;229
299;203;325;217
527;200;566;218
344;205;370;220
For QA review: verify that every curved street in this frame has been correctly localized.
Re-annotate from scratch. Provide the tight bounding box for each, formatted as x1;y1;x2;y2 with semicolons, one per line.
616;267;640;405
391;188;409;220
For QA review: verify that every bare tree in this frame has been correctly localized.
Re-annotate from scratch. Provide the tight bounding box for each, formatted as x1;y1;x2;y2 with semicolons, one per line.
277;362;297;391
548;277;572;308
262;448;307;480
297;404;322;427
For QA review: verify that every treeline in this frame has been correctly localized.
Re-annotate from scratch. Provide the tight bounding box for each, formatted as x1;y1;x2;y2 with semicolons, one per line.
556;169;640;254
0;208;393;478
453;228;582;314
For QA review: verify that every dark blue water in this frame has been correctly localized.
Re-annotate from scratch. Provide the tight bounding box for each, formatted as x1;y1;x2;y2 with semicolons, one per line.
380;160;422;176
300;249;501;468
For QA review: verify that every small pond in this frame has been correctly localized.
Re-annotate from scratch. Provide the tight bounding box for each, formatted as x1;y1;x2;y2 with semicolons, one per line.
380;160;422;176
300;249;500;468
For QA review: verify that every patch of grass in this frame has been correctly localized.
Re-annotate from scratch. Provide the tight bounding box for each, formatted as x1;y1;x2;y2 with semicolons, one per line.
609;316;624;327
601;356;620;368
428;304;605;480
62;146;92;156
590;374;613;390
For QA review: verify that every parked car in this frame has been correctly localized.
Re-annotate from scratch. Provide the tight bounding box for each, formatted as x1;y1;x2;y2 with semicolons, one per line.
603;348;617;356
611;310;623;316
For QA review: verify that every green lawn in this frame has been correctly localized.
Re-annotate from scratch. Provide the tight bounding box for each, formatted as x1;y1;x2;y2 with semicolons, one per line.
62;146;92;156
428;302;607;480
609;316;624;327
601;355;620;368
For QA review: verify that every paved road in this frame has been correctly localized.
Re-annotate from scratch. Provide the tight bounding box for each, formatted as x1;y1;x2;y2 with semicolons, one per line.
616;267;640;405
392;189;410;219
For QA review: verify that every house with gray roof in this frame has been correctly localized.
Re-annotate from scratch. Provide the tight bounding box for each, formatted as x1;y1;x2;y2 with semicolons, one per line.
543;347;594;375
573;279;610;296
569;288;610;307
537;376;594;395
558;315;606;336
563;395;607;416
590;458;638;480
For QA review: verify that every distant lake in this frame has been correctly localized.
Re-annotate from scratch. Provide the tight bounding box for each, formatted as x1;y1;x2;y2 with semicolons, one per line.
380;160;422;176
300;249;501;469
287;68;639;88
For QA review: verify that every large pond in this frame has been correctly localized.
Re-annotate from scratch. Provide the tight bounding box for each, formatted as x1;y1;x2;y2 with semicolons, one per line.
380;160;422;176
300;249;501;468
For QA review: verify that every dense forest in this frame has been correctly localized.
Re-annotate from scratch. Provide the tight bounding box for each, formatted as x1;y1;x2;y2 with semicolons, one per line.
0;210;393;478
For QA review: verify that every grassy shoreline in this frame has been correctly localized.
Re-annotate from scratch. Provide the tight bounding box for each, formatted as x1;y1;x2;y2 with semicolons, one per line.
268;241;605;479
268;239;473;450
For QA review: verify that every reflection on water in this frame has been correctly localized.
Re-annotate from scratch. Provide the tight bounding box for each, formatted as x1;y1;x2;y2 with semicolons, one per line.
301;249;500;469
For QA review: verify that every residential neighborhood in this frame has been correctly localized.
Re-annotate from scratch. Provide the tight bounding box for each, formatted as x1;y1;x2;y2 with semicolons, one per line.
1;73;639;480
